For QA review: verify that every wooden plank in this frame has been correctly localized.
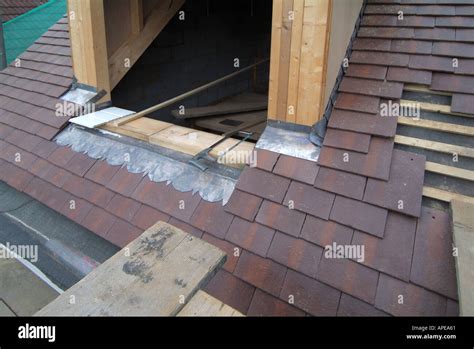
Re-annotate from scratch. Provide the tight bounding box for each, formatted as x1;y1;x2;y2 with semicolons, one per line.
395;135;474;159
177;290;243;317
404;84;452;96
268;0;284;121
451;200;474;316
276;0;294;121
296;0;331;126
68;0;111;101
423;186;474;204
149;125;223;155
130;0;144;34
149;125;255;168
172;101;267;120
108;0;184;89
397;116;474;136
286;0;304;123
425;161;474;182
102;117;172;141
35;222;226;316
400;99;474;118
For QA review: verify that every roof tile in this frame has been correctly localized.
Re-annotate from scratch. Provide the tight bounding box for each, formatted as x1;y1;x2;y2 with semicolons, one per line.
345;63;388;80
203;270;255;315
339;77;404;99
317;257;379;304
330;196;388;237
225;217;275;257
386;67;432;84
375;274;447;316
223;189;262;221
247;289;305;316
272;155;319;184
280;269;341;316
254;149;279;171
301;215;354;248
352;212;417;281
190;200;233;239
106;220;142;248
337;293;388;316
256;201;305;237
236;167;290;203
234;250;287;297
410;207;458;300
350;51;409;67
106;167;144;197
315;167;367;200
267;232;323;278
106;194;141;222
132;205;170;231
283;182;335;219
202;233;240;273
334;93;381;114
323;129;371;154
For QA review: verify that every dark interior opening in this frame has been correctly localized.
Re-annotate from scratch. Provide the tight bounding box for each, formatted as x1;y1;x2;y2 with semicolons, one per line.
112;0;273;142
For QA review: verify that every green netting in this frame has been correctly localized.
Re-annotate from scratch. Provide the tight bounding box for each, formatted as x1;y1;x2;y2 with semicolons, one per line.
3;0;66;64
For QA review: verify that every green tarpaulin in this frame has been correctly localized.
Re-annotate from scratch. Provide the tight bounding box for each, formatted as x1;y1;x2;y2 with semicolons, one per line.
3;0;66;64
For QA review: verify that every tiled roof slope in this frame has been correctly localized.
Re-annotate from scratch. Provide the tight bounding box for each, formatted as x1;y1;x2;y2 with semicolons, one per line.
0;0;469;316
0;0;48;22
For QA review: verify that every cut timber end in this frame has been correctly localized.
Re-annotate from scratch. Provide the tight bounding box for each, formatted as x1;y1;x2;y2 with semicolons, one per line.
451;200;474;316
35;221;226;316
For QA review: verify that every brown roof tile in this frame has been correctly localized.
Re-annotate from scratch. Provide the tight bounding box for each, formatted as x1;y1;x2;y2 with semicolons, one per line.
315;167;367;200
106;194;141;222
345;64;388;80
256;200;305;237
334;93;381;114
431;72;474;94
323;129;371;154
202;233;239;273
433;41;474;58
60;196;93;225
203;270;255;314
85;160;121;186
391;39;432;54
106;167;144;197
364;150;425;217
352;38;392;52
328;109;397;137
409;55;455;72
225;217;275;257
236;167;290;203
317;257;379;304
337;293;388;317
280;269;341;316
318;137;394;180
301;215;354;248
272;155;319;184
451;93;474;114
375;274;447;316
339;77;404;99
330;196;388;237
350;51;409;67
190;200;233;239
410;207;458;300
254;149;279;171
223;189;262;221
283;182;335;219
65;152;96;177
132;205;170;231
82;207;117;239
352;212;417;281
234;251;287;297
358;27;414;39
247;289;305;316
267;232;323;278
386;67;432;85
414;28;455;41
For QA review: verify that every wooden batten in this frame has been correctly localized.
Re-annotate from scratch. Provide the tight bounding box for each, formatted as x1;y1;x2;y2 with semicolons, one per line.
68;0;111;101
268;0;332;127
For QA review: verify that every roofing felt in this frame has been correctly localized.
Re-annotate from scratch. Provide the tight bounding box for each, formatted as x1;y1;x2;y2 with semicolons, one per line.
0;0;471;316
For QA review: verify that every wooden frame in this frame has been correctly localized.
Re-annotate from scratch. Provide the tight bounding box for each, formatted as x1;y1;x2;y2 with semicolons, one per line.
68;0;111;100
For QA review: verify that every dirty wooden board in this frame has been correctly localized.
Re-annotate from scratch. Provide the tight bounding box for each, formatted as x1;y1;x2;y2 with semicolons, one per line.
177;290;243;317
35;222;226;316
451;200;474;316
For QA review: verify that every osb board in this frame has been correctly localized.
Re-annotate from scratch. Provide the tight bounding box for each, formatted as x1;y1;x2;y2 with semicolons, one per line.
36;222;226;316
